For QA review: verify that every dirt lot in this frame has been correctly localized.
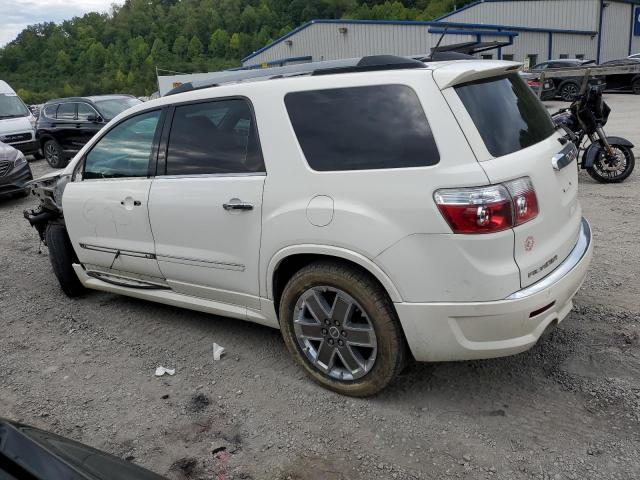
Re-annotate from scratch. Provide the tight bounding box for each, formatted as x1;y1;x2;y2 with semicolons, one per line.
1;93;639;480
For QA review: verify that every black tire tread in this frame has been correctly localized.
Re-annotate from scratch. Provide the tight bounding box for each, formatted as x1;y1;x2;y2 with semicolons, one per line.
45;224;87;297
279;260;406;397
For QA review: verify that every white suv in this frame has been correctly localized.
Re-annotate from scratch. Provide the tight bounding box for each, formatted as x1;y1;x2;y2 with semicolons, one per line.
27;56;593;396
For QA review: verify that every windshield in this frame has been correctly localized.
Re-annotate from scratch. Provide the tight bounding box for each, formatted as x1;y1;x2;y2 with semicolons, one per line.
455;73;555;157
0;94;30;119
94;97;142;119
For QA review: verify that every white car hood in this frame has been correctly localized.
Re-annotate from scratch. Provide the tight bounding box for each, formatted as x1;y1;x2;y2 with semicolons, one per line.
0;116;33;136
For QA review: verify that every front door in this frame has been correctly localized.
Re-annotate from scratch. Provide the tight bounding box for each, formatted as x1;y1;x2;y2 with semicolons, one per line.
75;102;104;147
148;98;265;309
63;109;165;278
53;102;78;153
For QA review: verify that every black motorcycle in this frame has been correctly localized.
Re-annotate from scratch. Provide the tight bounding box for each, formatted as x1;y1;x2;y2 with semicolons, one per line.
552;75;635;183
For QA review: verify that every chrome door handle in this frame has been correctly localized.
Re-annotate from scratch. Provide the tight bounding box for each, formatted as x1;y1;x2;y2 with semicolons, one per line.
223;202;253;211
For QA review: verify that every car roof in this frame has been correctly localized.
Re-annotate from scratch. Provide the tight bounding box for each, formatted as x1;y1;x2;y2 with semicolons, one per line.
44;94;134;105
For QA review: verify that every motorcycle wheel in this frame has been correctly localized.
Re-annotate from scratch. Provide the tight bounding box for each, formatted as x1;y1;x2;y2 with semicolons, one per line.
586;144;635;183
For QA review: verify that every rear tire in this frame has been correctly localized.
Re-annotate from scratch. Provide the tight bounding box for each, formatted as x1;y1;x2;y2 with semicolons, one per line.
559;82;580;102
44;139;67;168
45;224;87;297
586;144;635;183
632;79;640;95
279;261;406;397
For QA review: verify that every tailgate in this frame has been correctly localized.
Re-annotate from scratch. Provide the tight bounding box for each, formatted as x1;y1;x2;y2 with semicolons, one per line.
480;137;581;287
448;72;582;289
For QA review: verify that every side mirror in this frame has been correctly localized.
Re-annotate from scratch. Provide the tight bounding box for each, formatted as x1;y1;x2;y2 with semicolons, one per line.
87;114;102;123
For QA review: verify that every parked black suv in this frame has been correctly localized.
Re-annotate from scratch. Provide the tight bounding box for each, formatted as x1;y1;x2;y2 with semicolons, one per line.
37;95;141;168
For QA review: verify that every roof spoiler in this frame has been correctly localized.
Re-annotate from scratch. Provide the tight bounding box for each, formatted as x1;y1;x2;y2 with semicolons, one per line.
432;61;522;89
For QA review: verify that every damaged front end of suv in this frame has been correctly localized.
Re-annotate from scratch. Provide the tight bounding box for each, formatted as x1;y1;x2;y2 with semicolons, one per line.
23;172;70;243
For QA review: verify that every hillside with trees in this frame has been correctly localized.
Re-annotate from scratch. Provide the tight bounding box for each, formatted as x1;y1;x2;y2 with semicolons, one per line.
0;0;471;103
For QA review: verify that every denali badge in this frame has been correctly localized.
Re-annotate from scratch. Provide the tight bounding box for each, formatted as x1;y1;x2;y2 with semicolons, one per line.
552;144;578;171
528;254;558;278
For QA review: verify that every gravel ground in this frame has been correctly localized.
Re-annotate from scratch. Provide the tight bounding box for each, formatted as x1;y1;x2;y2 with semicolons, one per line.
1;93;639;480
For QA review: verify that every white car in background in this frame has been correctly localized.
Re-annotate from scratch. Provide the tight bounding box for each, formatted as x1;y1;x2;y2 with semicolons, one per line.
26;57;593;396
0;80;39;157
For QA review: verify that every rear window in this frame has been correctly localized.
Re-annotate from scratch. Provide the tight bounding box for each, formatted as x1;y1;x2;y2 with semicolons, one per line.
455;74;555;157
285;84;439;171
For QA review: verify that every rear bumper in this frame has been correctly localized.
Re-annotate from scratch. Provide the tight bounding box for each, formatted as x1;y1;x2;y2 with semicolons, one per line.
396;218;593;362
0;163;33;197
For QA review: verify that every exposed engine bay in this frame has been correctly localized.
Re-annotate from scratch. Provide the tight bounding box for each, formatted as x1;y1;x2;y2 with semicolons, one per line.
23;173;70;243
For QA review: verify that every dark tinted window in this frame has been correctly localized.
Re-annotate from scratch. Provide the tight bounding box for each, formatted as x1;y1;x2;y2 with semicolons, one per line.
84;110;160;179
165;99;264;175
57;103;76;120
94;97;141;119
77;102;97;121
455;74;555;157
285;85;439;171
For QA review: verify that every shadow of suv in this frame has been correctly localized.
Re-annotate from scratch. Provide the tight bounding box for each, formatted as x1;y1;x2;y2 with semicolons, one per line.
37;95;141;168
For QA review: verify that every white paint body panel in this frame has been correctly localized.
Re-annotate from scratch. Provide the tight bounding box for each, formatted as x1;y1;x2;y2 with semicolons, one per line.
63;178;163;278
148;175;265;309
60;63;592;362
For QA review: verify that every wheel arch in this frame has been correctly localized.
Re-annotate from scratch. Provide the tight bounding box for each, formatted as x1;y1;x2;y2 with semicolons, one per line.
267;245;403;314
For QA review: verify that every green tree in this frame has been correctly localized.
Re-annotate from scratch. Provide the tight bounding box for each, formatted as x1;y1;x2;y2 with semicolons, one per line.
209;29;230;57
172;35;188;57
187;35;203;60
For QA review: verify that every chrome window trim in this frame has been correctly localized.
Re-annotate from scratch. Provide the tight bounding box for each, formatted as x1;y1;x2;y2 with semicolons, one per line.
154;172;266;180
506;218;591;300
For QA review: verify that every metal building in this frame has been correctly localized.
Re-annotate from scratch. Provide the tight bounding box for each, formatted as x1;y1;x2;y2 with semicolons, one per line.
241;0;640;68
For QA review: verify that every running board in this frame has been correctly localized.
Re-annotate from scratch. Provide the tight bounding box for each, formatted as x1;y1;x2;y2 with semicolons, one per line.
85;270;170;290
72;264;279;328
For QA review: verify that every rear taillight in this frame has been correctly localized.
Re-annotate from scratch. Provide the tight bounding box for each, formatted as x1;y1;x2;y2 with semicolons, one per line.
505;177;539;225
527;80;541;88
434;177;539;234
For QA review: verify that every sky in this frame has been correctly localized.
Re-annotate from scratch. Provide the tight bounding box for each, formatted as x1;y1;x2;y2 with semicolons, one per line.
0;0;125;47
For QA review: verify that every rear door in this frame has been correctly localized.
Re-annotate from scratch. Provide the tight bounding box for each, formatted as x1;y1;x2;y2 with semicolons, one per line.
148;97;265;309
63;109;165;279
448;73;581;288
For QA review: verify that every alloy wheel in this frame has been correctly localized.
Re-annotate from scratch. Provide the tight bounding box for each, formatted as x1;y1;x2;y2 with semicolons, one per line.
45;143;59;164
293;286;377;381
561;83;579;101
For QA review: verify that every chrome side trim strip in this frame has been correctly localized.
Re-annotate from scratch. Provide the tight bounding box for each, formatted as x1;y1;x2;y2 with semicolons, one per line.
506;218;591;300
156;254;245;271
79;243;156;259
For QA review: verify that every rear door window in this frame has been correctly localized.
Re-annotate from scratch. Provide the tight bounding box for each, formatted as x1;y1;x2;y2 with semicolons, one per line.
285;84;439;171
455;74;555;157
164;99;264;175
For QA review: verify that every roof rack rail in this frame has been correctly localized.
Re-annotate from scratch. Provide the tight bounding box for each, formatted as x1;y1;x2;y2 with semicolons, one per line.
165;55;426;96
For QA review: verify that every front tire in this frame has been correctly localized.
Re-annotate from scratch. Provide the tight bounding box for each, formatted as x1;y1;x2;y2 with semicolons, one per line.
279;261;406;397
559;82;580;102
632;79;640;95
45;224;87;297
586;144;635;183
44;139;67;168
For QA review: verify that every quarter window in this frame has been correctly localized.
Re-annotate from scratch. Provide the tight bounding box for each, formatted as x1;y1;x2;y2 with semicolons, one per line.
165;99;264;175
57;103;76;120
84;110;160;179
285;85;439;171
